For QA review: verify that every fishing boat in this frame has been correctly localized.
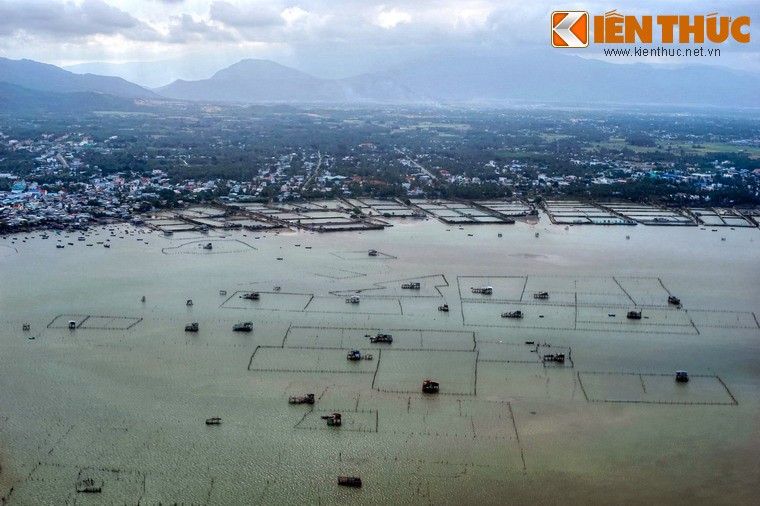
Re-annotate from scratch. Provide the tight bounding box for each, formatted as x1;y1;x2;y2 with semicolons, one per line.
76;478;102;493
233;322;253;332
543;353;566;363
242;292;260;300
288;393;315;404
422;379;439;393
205;417;222;425
185;322;199;332
501;310;523;318
369;333;393;344
338;476;362;487
322;412;342;426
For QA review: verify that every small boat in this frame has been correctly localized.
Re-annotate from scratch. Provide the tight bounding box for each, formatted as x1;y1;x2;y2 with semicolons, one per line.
668;295;681;305
675;370;689;383
369;333;393;344
368;249;378;256
543;353;566;363
322;412;342;426
422;379;439;393
438;304;449;312
401;282;421;289
471;286;493;295
533;292;549;299
205;417;222;425
277;257;283;260
186;299;193;306
338;476;362;487
501;310;523;318
347;350;372;361
56;244;64;248
185;322;199;332
233;322;253;332
103;243;110;248
288;393;315;404
345;295;360;304
627;310;642;319
242;292;260;300
76;478;102;493
141;295;146;302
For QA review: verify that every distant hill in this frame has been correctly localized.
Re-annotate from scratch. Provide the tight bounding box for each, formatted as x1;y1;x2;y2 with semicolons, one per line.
155;51;760;108
64;59;224;89
0;82;142;114
0;57;158;100
377;49;760;108
4;54;759;108
157;58;422;103
157;59;339;102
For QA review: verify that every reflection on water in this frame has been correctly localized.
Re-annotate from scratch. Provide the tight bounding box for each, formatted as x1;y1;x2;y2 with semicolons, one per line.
0;219;758;504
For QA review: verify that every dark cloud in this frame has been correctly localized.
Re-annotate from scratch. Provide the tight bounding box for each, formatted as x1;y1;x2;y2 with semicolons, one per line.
209;1;283;28
0;0;157;38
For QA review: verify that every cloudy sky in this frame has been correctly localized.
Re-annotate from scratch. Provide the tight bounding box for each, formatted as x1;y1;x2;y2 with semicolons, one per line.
0;0;758;84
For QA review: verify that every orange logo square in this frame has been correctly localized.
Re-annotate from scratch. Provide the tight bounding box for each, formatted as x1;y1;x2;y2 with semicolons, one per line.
551;11;588;48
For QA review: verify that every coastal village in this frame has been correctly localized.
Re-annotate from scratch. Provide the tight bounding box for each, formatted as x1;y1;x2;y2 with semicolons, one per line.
1;128;759;232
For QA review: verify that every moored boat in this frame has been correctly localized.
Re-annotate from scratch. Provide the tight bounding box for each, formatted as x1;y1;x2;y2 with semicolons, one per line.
422;379;440;393
233;322;253;332
338;476;362;487
501;310;523;318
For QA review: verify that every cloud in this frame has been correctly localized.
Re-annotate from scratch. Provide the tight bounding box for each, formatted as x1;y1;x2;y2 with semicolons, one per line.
166;13;237;43
0;0;157;38
209;1;284;28
0;0;757;76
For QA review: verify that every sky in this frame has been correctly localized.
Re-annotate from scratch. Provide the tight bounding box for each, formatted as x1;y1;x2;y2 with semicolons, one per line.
0;0;758;84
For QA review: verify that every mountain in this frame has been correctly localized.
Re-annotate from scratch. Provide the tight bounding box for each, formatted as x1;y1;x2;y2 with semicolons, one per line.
64;59;227;89
0;82;142;114
157;58;422;103
0;57;158;99
5;54;758;108
157;59;339;102
375;49;760;108
155;52;759;108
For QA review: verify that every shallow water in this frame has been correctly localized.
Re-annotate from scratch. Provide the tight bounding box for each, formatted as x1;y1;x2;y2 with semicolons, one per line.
1;217;759;504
